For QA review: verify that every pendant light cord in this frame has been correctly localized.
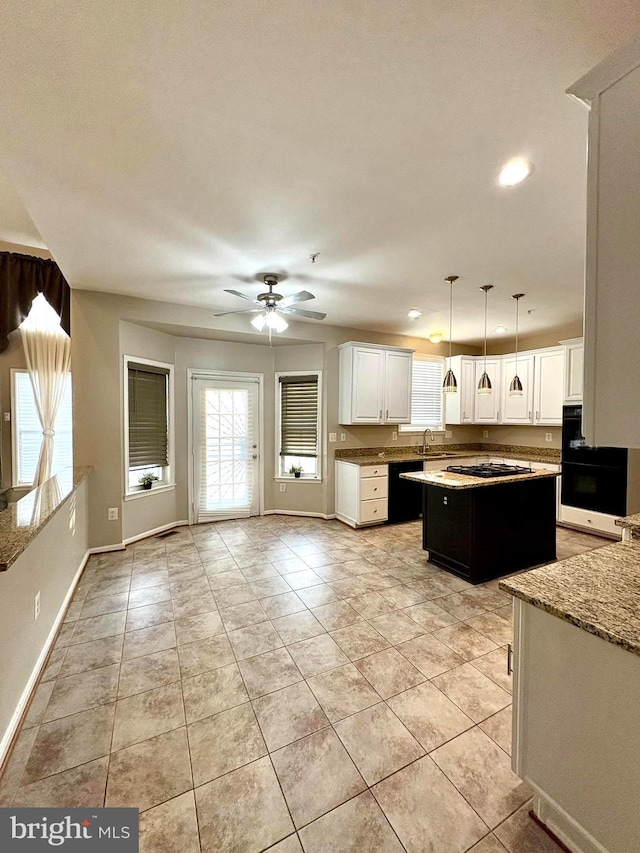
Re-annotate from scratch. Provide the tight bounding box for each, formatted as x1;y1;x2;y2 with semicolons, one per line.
448;280;453;365
515;298;519;370
483;288;488;372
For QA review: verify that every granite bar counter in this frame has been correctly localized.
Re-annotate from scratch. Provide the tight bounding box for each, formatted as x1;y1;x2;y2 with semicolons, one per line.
334;443;561;467
400;468;559;490
0;466;92;571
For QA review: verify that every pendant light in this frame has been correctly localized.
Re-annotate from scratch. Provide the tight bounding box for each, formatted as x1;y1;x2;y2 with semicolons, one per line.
442;275;459;393
477;284;493;395
509;293;525;396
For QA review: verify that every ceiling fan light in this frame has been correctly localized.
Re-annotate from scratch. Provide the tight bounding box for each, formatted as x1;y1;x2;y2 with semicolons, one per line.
443;368;458;393
509;375;523;396
251;314;266;331
265;311;288;332
477;372;493;395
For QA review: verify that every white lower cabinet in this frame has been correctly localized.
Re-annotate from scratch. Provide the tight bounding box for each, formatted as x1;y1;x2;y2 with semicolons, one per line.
511;598;640;853
559;504;621;538
335;461;388;527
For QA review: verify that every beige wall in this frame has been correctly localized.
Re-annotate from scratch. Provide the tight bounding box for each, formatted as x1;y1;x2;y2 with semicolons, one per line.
488;325;582;355
478;424;562;449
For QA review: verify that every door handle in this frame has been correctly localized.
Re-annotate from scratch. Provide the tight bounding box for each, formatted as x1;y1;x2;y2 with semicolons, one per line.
507;643;513;675
252;454;258;459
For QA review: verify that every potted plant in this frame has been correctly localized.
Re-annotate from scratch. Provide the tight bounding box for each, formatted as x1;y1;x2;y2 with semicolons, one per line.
289;464;303;478
139;473;160;490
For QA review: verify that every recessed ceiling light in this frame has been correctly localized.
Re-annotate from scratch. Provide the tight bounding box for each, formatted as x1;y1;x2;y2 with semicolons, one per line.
429;333;443;343
493;325;508;334
407;308;422;320
498;158;533;187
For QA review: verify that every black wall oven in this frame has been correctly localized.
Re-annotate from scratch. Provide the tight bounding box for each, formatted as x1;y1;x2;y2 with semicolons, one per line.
561;406;628;516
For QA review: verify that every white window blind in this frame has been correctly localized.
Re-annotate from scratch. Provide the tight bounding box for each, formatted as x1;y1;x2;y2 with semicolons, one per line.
400;355;444;431
128;365;169;469
14;371;73;486
279;375;319;458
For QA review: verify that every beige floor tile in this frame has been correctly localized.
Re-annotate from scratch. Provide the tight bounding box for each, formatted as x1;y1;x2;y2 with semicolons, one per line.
334;702;424;785
227;620;283;660
272;610;325;644
298;790;403;852
404;599;460;632
465;612;514;646
432;663;512;723
438;592;489;620
182;663;248;723
354;647;426;699
307;663;381;722
122;621;177;660
219;600;268;632
118;648;181;699
260;591;306;619
432;727;531;828
273;557;309;575
468;835;510;853
195;756;294;852
387;680;474;752
285;569;324;589
213;583;257;609
86;578;131;599
295;584;342;608
465;586;513;611
380;584;427;609
52;622;77;650
21;681;56;729
238;647;303;698
170;592;217;620
58;635;124;678
70;611;127;646
174;611;224;646
494;800;562;852
140;791;201;853
397;633;465;678
23;704;116;785
408;578;455;600
310;600;362;631
177;634;235;679
434;623;500;661
0;729;39;806
128;584;171;608
125;600;174;632
130;569;169;590
206;568;246;590
106;727;192;812
328;577;371;598
287;634;350;677
80;592;129;619
470;647;513;694
249;576;293;598
479;705;513;756
312;564;350;583
252;681;330;751
170;576;211;601
267;835;303;853
330;621;390;660
112;681;185;750
372;755;488;853
43;664;119;722
368;610;425;644
12;757;108;807
188;702;266;785
347;591;396;619
271;727;366;828
40;648;68;682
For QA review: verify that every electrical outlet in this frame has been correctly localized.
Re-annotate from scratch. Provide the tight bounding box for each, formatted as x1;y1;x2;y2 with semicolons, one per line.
107;507;118;521
34;591;40;621
340;433;346;441
545;432;553;442
329;432;337;442
392;431;398;441
3;412;10;421
445;430;452;438
482;430;489;438
279;483;286;492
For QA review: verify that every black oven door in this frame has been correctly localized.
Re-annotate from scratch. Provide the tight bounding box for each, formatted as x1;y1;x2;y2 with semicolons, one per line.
561;461;627;516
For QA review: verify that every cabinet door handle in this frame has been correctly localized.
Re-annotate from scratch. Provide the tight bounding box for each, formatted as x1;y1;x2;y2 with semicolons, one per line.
507;643;513;675
386;409;389;420
528;410;532;419
379;409;383;421
536;410;539;420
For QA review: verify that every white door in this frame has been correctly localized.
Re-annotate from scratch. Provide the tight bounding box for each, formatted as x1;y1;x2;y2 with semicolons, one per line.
192;376;261;522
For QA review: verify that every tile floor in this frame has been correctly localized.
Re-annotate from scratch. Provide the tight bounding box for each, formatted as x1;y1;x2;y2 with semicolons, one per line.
0;517;609;852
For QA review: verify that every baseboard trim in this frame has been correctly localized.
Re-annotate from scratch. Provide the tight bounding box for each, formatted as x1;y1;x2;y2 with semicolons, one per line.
262;510;336;520
529;786;611;853
123;520;189;546
87;543;126;555
0;550;90;771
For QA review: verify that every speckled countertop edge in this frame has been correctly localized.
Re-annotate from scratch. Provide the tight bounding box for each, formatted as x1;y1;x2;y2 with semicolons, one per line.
335;443;560;466
0;467;92;571
615;512;640;532
500;537;640;657
400;469;559;490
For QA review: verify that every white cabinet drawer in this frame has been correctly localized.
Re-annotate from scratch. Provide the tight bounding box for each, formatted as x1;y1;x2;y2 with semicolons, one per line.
360;464;388;478
359;498;388;523
360;476;388;501
560;504;621;537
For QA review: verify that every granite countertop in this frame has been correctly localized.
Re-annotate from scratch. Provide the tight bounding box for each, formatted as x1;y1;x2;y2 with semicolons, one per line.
0;467;92;571
500;536;640;656
335;444;561;467
400;468;559;490
615;512;640;532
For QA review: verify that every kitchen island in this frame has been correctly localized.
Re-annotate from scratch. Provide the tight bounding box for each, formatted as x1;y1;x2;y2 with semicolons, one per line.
401;467;558;583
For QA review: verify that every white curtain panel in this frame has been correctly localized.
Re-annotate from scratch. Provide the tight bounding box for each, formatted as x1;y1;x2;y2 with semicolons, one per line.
20;323;71;487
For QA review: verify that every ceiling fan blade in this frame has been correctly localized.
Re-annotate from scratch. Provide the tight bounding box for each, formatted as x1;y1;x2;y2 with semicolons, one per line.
223;289;261;304
278;290;315;308
280;306;327;320
214;308;263;317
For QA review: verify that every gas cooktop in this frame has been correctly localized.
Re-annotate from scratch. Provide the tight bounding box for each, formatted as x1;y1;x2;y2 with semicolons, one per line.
445;463;533;479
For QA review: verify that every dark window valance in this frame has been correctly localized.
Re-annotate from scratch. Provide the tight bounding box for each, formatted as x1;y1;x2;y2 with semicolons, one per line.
0;251;71;353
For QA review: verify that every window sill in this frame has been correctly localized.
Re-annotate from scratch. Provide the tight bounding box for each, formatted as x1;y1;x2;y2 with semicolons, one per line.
274;477;323;484
124;483;176;501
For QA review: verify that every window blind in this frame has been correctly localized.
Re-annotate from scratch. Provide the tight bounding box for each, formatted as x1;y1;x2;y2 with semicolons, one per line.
279;375;319;458
400;355;444;430
128;366;169;468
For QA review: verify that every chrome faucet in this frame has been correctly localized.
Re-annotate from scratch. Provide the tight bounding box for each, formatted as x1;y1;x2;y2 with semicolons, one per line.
421;428;434;454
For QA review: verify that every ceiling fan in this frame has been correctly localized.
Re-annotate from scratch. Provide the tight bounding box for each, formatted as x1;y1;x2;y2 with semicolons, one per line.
215;274;327;333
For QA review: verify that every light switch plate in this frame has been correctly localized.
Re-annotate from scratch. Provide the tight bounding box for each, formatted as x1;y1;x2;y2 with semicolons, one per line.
392;431;398;441
107;507;118;521
545;433;553;442
445;430;452;438
482;430;489;438
279;483;286;492
329;432;337;442
3;412;10;421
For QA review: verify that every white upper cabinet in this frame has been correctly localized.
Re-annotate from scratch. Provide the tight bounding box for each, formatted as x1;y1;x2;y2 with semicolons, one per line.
562;338;584;403
501;353;535;424
473;358;502;423
533;348;564;425
338;343;413;425
444;356;475;425
568;38;640;447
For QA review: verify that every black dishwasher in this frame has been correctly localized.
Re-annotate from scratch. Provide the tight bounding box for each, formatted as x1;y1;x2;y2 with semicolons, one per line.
387;460;424;523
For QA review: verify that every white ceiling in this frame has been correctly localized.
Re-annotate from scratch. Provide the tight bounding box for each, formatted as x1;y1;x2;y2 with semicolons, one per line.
0;1;639;344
